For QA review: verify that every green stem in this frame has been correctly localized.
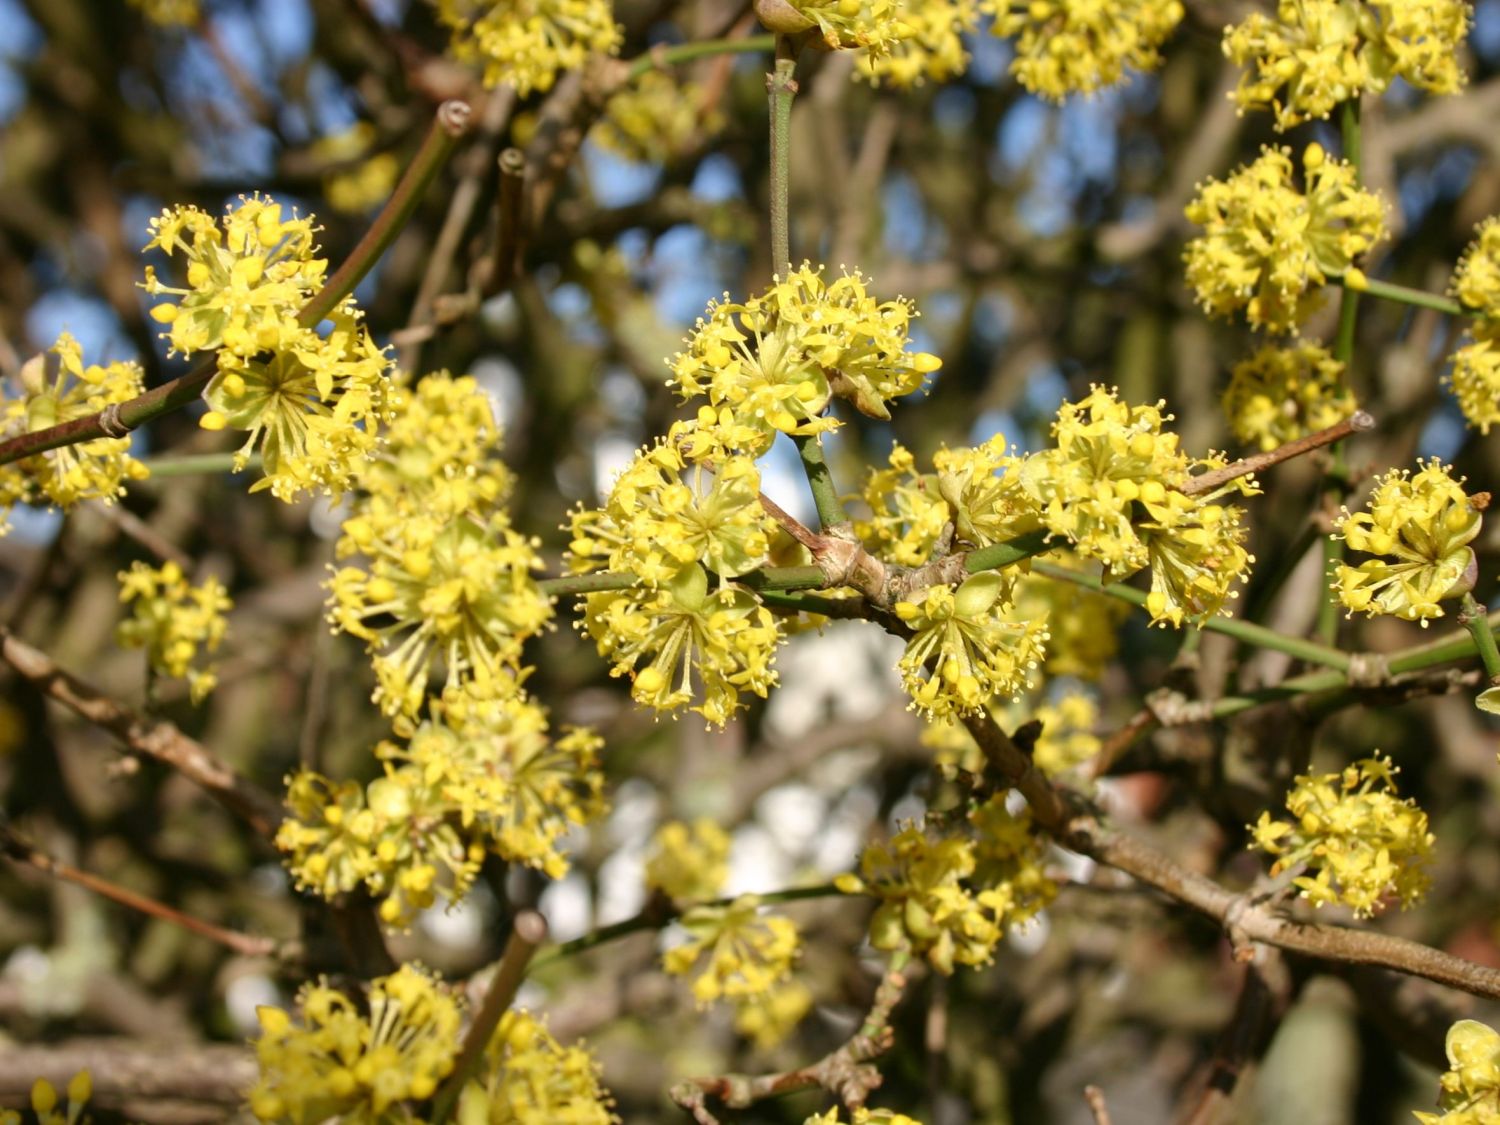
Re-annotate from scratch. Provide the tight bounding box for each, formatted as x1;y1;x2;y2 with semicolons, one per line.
0;101;472;469
626;33;777;80
1342;274;1466;317
756;589;863;616
1461;593;1500;683
539;564;830;599
793;433;849;530
531;883;842;972
1032;561;1351;671
140;452;261;477
767;40;798;275
964;529;1052;574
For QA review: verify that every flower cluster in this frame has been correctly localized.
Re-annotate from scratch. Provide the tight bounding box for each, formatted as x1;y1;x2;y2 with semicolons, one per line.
894;572;1050;719
927;691;1100;778
1223;342;1357;451
128;0;199;25
1224;0;1470;130
1332;459;1481;625
837;799;1054;974
142;195;393;500
329;374;548;720
277;691;606;926
1250;754;1434;917
1184;144;1386;333
663;894;802;1006
994;0;1185;101
1415;1019;1500;1124
310;123;400;215
569;442;782;726
2;1072;92;1125
853;443;950;566
593;73;717;165
807;1110;926;1125
1448;217;1500;433
857;0;976;87
1013;571;1128;680
457;1009;617;1123
0;334;149;531
116;561;231;703
1026;386;1256;626
670;264;941;457
776;0;913;56
934;433;1042;551
434;0;622;95
645;817;732;903
248;965;463;1122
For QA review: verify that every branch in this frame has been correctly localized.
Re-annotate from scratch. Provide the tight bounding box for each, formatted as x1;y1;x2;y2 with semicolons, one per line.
1180;411;1375;498
0;1041;254;1108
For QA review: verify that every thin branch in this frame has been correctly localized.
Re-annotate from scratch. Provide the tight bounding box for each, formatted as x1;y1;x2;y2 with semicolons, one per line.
85;501;193;569
1084;1086;1113;1125
1181;411;1375;498
1;823;283;959
0;1042;255;1107
759;489;823;552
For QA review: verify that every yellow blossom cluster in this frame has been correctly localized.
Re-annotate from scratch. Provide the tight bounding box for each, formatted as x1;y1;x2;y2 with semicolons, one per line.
837;797;1055;973
248;965;462;1121
670;264;941;457
115;560;231;703
141;195;393;500
457;1009;618;1123
593;73;718;165
664;894;803;1006
993;0;1185;101
1224;0;1470;130
1013;571;1128;680
895;572;1050;719
934;433;1042;551
277;691;606;926
310;123;400;215
853;443;951;566
807;1109;926;1125
569;442;782;726
1184;144;1386;333
645;817;732;903
1332;459;1480;625
328;373;549;720
1250;754;1433;917
1223;342;1357;451
1448;217;1500;433
926;692;1101;778
1415;1019;1500;1124
127;0;199;25
777;0;913;56
434;0;622;95
1;1072;91;1125
857;0;976;87
0;334;149;532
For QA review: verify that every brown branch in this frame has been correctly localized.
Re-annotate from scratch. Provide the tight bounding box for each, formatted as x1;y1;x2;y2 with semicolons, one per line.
1176;950;1290;1125
759;490;823;553
0;1041;255;1108
1084;1085;1113;1125
670;952;912;1119
0;625;283;840
85;500;193;569
1181;411;1375;497
1;823;283;959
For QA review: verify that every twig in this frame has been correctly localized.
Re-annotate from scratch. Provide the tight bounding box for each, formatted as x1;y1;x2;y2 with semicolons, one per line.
1176;951;1289;1125
1;822;282;959
0;1042;255;1107
1084;1085;1113;1125
430;911;548;1124
0;626;282;839
759;490;822;552
1180;411;1375;498
670;951;912;1116
85;501;192;569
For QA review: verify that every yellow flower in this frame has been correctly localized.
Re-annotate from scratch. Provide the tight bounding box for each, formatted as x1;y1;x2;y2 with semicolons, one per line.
1014;569;1128;680
248;965;462;1122
853;443;952;567
1447;218;1500;433
645;818;731;902
456;1009;617;1123
1333;459;1480;625
592;72;719;164
806;1109;926;1125
580;563;783;727
311;123;400;215
934;434;1044;552
1415;1019;1500;1124
1184;144;1387;333
1453;216;1500;317
127;0;199;25
204;304;393;502
9;1071;91;1125
1223;342;1357;451
663;895;802;1006
435;0;622;95
968;793;1057;923
993;0;1184;101
733;979;814;1049
277;692;606;926
670;264;941;456
778;0;914;55
116;561;231;703
0;334;149;525
1250;754;1433;917
329;498;554;720
141;194;324;361
1225;0;1469;131
857;0;977;87
894;572;1049;719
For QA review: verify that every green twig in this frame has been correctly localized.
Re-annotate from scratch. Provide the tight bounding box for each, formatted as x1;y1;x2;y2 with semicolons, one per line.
963;529;1052;574
140;452;261;477
793;433;849;530
1032;561;1352;671
1460;593;1500;684
767;39;799;275
627;33;777;81
540;564;830;599
0;101;473;469
1342;273;1465;317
